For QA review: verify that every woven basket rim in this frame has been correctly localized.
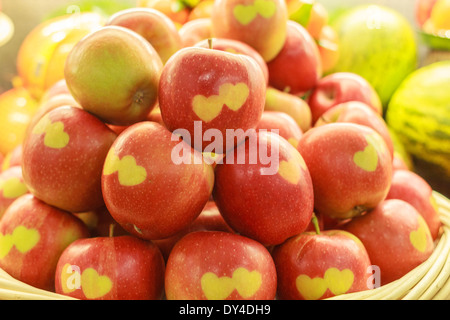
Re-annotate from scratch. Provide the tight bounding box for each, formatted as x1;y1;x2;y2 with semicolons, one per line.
1;191;449;300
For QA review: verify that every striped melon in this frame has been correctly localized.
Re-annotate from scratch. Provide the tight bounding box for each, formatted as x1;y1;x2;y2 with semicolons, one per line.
386;60;450;178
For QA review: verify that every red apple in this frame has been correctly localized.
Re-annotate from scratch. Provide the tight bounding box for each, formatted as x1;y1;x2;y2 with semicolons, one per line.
267;20;322;95
211;0;288;62
297;123;392;220
55;235;165;300
213;130;314;246
308;72;383;124
22;106;118;213
272;229;373;300
194;37;269;85
342;199;434;285
65;26;163;126
314;101;394;160
165;231;277;300
1;144;23;172
415;0;437;27
178;18;212;47
264;86;312;132
74;206;129;238
101;121;214;240
0;166;29;219
0;194;90;291
106;8;183;64
158;45;266;153
256;111;303;148
386;169;442;240
153;201;234;261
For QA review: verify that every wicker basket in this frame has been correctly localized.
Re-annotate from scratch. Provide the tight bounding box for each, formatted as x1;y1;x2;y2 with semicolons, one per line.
1;191;449;300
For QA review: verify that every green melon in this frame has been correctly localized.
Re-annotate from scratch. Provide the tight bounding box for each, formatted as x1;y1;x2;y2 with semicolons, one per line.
386;60;450;178
330;4;418;109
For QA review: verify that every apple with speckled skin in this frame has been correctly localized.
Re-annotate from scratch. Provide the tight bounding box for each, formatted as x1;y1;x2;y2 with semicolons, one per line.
0;194;90;292
256;111;303;148
272;229;373;300
178;18;212;47
101;121;214;241
342;199;434;285
211;0;288;62
213;130;314;246
165;231;277;300
308;72;383;124
386;170;442;240
22;106;117;213
65;26;163;126
55;234;165;300
267;20;322;95
297;123;392;220
106;8;182;64
158;46;266;153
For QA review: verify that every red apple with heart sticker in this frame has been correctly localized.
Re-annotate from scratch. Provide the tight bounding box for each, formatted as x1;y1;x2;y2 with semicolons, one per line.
101;121;214;241
158;45;266;153
266;20;322;95
297;123;392;220
272;228;373;300
342;199;434;285
165;230;277;300
308;72;383;124
386;170;442;240
0;194;90;291
0;166;29;219
211;0;288;62
22;106;117;213
65;26;163;126
213;130;314;246
55;234;165;300
314;101;394;160
106;8;183;64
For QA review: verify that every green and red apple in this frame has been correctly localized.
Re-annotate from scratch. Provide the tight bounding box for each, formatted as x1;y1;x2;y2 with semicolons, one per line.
0;166;29;219
178;18;212;47
256;111;303;148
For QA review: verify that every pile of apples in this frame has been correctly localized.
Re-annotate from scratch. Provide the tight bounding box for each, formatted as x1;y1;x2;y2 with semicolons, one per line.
0;0;443;300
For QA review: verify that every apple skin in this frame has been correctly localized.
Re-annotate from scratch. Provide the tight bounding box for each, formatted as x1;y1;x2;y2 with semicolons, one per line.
22;106;117;213
256;111;303;148
264;86;312;132
194;37;269;85
1;145;23;172
106;8;182;64
297;123;392;220
317;25;340;75
55;235;165;300
0;166;29;219
0;194;90;291
342;199;434;285
165;230;277;300
386;170;442;240
101;121;214;241
307;72;383;124
153;201;234;261
314;101;394;160
178;18;212;47
158;46;266;153
65;26;163;126
211;0;288;62
416;0;438;27
74;206;129;238
213;131;314;246
267;20;322;95
272;230;373;300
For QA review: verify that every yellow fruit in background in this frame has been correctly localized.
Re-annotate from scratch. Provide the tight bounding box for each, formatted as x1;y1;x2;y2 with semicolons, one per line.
429;0;450;31
0;87;39;155
16;12;104;100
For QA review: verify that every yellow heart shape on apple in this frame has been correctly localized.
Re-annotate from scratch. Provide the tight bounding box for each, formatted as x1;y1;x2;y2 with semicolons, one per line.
219;82;249;111
353;143;378;172
60;263;81;294
410;216;430;253
233;4;258;25
81;267;113;299
323;268;354;296
192;94;224;123
201;267;262;300
103;148;147;187
12;225;40;253
295;274;328;300
278;159;301;185
254;0;276;18
32;114;70;149
0;177;28;199
201;272;235;300
0;232;14;259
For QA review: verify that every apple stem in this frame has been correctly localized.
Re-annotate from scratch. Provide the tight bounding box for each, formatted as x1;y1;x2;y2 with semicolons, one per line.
109;224;115;238
311;213;320;235
208;38;213;50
